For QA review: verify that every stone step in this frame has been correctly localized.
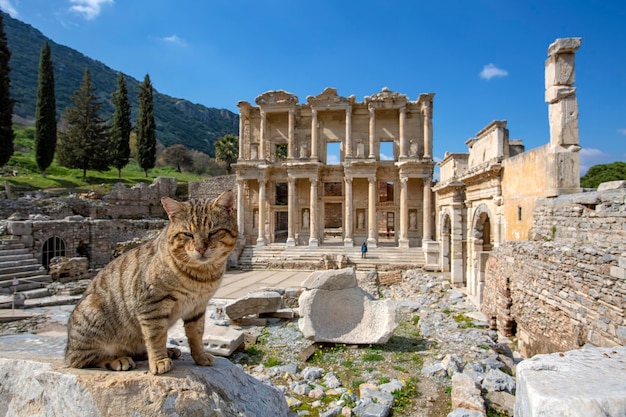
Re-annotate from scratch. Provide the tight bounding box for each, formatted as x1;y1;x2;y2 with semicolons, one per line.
0;237;22;245
21;287;52;300
0;243;26;250
0;271;52;288
0;248;31;257
0;264;46;278
0;257;40;268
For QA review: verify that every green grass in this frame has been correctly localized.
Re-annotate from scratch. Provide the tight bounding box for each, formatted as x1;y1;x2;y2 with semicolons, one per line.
2;126;205;195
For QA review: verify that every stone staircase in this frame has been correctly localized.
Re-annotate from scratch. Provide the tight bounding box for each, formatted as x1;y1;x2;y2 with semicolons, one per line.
237;243;425;272
0;237;53;308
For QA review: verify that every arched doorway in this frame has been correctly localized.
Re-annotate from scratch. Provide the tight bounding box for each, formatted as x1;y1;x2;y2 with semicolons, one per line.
469;204;492;303
41;236;66;269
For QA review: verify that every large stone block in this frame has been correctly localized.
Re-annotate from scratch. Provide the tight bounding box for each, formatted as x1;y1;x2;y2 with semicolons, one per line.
6;220;31;236
298;269;397;344
301;267;357;290
545;53;576;87
548;95;579;146
0;334;290;417
515;346;626;417
224;291;283;320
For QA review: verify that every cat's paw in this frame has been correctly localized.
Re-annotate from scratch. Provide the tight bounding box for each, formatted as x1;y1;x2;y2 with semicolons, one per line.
192;351;215;366
167;347;182;359
150;357;173;375
103;356;136;371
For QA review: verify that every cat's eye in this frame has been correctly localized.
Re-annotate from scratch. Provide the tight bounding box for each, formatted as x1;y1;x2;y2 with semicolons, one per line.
182;232;193;238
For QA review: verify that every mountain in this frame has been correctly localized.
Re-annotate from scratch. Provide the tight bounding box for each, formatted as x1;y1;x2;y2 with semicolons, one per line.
2;12;238;156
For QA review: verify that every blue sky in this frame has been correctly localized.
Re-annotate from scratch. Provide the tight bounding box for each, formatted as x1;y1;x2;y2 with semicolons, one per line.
1;0;624;174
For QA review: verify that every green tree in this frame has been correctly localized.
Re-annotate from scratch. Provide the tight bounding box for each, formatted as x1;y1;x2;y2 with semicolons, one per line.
136;74;156;177
35;42;57;177
0;13;14;168
57;68;111;180
161;144;192;173
581;161;626;189
214;134;238;175
110;73;131;178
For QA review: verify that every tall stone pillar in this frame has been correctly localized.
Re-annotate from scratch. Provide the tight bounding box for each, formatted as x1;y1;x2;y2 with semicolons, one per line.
422;179;432;241
259;110;266;160
257;179;266;246
399;106;407;158
345;106;353;158
236;179;245;237
311;109;318;160
368;105;376;158
545;37;582;196
238;114;245;159
422;102;433;159
344;177;354;247
288;109;295;159
367;177;377;248
286;177;296;247
399;176;409;248
309;178;319;247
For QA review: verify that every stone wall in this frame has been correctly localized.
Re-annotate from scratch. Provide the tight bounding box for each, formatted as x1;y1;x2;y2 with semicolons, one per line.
482;186;626;357
188;175;237;200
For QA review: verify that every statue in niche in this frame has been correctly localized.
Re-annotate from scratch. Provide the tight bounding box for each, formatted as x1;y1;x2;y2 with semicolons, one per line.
357;211;365;229
302;209;309;229
410;211;417;230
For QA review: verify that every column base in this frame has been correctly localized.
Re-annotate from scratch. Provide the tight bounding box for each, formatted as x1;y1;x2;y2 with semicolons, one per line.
286;237;296;247
367;237;377;248
308;238;319;247
422;239;440;271
256;237;266;247
398;238;410;249
343;238;354;247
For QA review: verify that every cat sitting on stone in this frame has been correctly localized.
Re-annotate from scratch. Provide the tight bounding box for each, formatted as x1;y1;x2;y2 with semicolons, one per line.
65;191;237;375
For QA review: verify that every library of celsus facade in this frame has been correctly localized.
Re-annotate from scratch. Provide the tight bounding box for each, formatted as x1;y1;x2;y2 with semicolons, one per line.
234;87;436;251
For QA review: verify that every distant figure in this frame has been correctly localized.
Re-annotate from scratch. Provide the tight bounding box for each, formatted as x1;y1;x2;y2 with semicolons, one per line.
361;242;367;259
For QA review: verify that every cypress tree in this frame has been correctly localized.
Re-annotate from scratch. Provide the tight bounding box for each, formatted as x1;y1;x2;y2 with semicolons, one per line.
0;13;15;168
35;42;57;177
57;68;110;180
110;73;131;178
136;74;156;177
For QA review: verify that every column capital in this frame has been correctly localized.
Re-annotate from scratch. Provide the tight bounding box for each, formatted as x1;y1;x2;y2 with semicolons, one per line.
311;108;317;117
260;109;267;118
400;175;409;184
309;177;318;185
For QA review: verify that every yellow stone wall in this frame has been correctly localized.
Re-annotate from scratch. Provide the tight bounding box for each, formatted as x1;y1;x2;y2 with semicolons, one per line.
501;144;549;241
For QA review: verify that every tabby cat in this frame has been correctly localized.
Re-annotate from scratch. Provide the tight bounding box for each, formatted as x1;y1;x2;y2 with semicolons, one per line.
65;191;238;375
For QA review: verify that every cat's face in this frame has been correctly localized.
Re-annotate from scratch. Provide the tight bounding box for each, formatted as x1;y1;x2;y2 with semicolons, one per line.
162;192;238;267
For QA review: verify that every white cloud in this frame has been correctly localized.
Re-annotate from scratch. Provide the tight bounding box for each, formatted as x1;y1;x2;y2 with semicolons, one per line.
161;35;188;47
69;0;113;20
618;128;626;135
579;148;614;175
380;153;394;161
326;154;339;165
0;0;18;17
480;63;508;80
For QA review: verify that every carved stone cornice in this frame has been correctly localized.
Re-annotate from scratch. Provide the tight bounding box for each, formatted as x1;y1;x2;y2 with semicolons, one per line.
306;87;355;109
255;90;299;108
365;87;408;105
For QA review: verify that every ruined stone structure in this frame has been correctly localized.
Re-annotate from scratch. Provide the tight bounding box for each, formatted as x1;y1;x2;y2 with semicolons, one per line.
234;87;436;253
433;37;583;304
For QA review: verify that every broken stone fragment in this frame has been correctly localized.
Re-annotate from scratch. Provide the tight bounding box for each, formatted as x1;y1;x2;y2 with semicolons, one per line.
224;291;283;320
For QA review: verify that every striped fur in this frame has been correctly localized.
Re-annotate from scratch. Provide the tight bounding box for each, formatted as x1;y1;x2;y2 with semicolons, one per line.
65;191;237;375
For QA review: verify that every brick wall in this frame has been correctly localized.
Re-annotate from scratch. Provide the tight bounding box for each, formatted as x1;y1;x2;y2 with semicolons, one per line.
482;187;626;357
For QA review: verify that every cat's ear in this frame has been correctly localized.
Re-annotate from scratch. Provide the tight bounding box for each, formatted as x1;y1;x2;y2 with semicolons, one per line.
161;197;185;220
212;190;234;214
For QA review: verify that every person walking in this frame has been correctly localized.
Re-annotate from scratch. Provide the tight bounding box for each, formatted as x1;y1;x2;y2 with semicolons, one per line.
361;242;367;259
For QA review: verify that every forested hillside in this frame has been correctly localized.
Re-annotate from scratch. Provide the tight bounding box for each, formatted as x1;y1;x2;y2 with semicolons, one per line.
2;11;238;156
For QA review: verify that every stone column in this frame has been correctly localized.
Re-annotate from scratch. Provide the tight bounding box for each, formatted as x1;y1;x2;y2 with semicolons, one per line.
259;110;266;160
257;179;266;246
399;176;409;248
345;106;353;158
311;109;318;160
286;176;296;247
545;37;582;196
344;177;354;247
422;178;432;241
236;179;245;237
422;103;432;159
368;105;376;158
367;177;377;247
288;109;295;159
399;106;407;158
309;178;318;247
238;114;245;159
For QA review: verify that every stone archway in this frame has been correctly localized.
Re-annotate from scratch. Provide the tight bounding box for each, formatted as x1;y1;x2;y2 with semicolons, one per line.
468;204;492;303
41;236;66;269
